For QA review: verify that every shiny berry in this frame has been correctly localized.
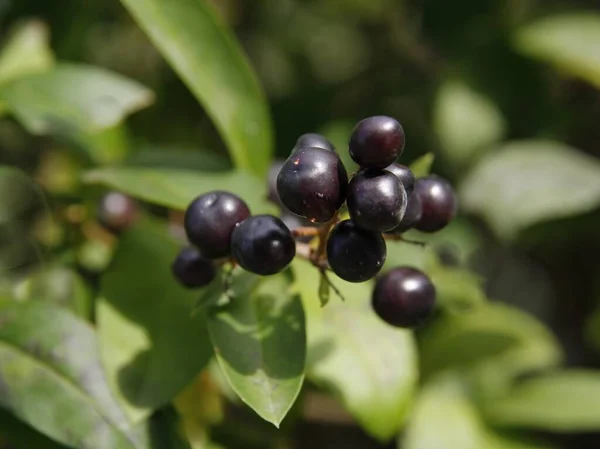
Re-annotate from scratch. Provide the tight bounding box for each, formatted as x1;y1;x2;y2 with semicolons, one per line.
326;220;386;283
277;147;348;223
172;247;217;288
184;191;250;259
372;267;436;328
294;133;335;152
231;215;296;275
349;116;405;169
347;169;407;232
385;163;415;193
267;159;285;206
414;176;457;233
97;191;138;233
390;192;422;234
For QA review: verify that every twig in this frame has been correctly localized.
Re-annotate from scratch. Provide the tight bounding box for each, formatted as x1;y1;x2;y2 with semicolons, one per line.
320;269;346;303
383;233;427;247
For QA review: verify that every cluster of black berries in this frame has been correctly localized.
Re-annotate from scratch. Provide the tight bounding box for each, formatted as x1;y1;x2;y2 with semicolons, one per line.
172;115;457;328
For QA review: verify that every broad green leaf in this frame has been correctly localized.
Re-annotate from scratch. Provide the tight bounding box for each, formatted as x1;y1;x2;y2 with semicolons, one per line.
17;266;92;319
0;299;137;449
0;64;153;135
459;141;600;239
293;259;417;441
0;409;70;449
120;0;273;175
207;274;306;427
126;147;230;171
485;370;600;431
74;124;132;165
409;153;435;178
84;166;272;214
0;20;54;85
0;166;43;224
514;13;600;89
433;80;505;168
419;303;562;377
98;219;213;423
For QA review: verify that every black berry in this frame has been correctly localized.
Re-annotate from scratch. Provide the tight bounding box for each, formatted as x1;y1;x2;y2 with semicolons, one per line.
277;147;348;223
184;191;250;259
326;220;386;283
231;215;296;275
414;176;457;233
390;191;422;234
267;159;285;206
97;191;138;233
372;267;436;328
294;133;335;152
347;169;407;232
349;116;405;169
385;163;415;194
172;247;217;289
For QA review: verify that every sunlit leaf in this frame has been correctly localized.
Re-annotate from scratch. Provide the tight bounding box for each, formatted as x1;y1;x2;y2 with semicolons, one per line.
409;153;435;178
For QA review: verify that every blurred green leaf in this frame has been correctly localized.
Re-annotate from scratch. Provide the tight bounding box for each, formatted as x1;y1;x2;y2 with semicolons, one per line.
0;299;137;449
207;274;306;427
74;124;132;165
428;263;487;312
485;370;600;431
0;166;43;224
420;303;562;377
84;167;272;214
98;219;213;423
17;266;92;319
126;147;230;171
459;141;600;239
433;80;505;168
409;153;435;178
0;63;153;136
120;0;273;176
131;407;192;449
514;13;600;89
293;259;417;441
0;409;70;449
0;20;54;85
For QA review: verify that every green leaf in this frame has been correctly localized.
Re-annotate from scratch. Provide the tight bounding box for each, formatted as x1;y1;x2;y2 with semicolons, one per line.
514;13;600;89
126;147;231;171
433;80;505;168
0;63;154;135
0;20;54;85
419;303;562;378
0;299;137;449
459;140;600;239
98;219;214;423
485;370;600;431
0;166;44;224
84;166;272;214
0;409;70;449
409;153;435;178
293;259;417;441
206;274;306;427
119;0;273;176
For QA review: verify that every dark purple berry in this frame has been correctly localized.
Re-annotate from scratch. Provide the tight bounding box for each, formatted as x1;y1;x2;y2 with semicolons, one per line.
347;169;407;232
326;220;386;283
385;163;415;194
349;116;405;169
390;192;422;234
294;133;335;152
372;267;436;328
172;247;217;288
231;215;296;275
184;191;250;259
267;159;285;206
414;176;457;233
277;147;348;223
97;191;138;233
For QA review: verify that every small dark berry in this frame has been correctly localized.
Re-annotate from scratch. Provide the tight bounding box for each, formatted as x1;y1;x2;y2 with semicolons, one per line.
390;191;422;234
184;191;250;259
231;215;296;275
97;191;138;233
372;267;436;328
277;147;348;223
267;159;285;206
347;169;407;232
349;116;405;169
172;247;217;289
414;176;457;233
327;220;386;283
385;163;415;194
294;133;335;152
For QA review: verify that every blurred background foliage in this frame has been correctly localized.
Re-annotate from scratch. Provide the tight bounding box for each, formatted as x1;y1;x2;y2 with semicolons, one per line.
1;0;600;448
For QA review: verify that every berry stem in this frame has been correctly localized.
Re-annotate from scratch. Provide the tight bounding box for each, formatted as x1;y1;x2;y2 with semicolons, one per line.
315;216;337;261
383;233;427;247
291;226;320;239
319;269;346;303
